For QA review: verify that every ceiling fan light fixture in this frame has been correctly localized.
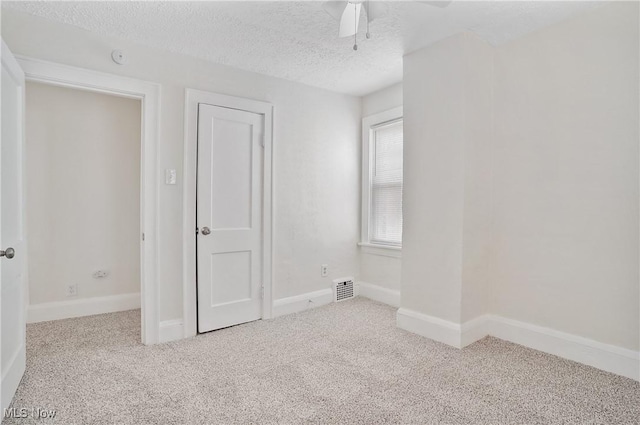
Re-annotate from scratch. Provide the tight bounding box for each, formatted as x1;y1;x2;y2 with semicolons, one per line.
338;1;362;38
323;0;452;50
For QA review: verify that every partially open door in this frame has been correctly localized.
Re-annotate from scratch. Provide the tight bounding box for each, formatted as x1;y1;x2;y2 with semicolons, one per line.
1;39;27;412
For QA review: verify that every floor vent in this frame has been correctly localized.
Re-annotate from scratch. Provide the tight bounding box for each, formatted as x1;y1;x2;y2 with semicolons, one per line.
333;278;354;302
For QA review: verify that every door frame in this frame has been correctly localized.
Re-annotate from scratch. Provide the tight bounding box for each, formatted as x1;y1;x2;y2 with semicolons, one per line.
183;89;273;338
16;56;161;345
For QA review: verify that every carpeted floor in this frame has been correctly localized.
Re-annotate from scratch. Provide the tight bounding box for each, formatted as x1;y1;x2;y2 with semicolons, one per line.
6;298;640;424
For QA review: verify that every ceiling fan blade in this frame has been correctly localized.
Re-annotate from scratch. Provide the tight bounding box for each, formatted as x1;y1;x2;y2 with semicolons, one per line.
416;0;453;8
364;1;388;22
322;1;348;21
339;2;361;38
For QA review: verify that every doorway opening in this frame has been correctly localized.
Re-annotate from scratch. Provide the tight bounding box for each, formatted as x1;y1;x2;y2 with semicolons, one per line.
18;57;160;345
25;82;142;336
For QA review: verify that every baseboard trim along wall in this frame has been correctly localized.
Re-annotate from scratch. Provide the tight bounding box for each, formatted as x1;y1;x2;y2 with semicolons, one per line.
397;308;466;348
460;315;492;348
357;281;401;307
27;293;141;323
396;308;640;381
489;315;640;381
159;319;184;343
272;288;333;318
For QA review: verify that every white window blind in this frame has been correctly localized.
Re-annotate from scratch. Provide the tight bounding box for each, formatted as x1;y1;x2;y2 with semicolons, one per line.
370;119;403;245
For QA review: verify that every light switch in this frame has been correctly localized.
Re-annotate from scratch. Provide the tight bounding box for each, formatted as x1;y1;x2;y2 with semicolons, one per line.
165;169;177;185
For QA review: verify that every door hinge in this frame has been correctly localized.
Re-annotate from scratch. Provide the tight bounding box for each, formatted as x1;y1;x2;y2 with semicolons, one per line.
142;233;145;241
195;227;199;235
260;285;264;299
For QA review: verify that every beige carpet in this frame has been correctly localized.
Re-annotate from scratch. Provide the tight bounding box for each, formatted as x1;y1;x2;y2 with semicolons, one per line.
6;298;639;424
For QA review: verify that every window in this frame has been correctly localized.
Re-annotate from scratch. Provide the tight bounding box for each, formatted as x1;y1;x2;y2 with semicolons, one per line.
370;120;403;245
361;107;403;250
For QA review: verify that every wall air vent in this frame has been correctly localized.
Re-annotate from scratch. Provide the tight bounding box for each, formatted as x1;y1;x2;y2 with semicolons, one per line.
333;277;355;302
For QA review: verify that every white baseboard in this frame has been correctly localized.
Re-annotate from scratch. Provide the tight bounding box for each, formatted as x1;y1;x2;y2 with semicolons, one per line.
396;308;639;381
397;308;469;348
159;319;184;343
489;315;639;381
272;288;333;318
461;314;492;347
357;281;401;307
396;309;491;348
28;293;141;323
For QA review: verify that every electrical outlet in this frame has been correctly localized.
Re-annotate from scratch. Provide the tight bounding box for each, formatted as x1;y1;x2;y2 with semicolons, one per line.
93;270;109;279
321;264;329;277
66;284;78;297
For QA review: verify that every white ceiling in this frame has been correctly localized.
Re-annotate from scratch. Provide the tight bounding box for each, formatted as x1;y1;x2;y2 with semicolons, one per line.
3;1;602;96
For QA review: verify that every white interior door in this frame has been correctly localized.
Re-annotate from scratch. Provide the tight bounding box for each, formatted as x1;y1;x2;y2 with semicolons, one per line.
197;103;264;332
1;40;27;411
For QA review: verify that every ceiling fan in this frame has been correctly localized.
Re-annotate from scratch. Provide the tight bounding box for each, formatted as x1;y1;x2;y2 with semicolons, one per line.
322;0;452;50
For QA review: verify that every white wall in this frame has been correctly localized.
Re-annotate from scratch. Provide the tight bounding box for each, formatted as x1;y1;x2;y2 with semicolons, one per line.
492;1;639;351
460;37;494;323
361;82;402;117
402;33;493;323
25;82;141;305
359;253;402;291
2;9;361;320
402;2;638;351
360;82;403;291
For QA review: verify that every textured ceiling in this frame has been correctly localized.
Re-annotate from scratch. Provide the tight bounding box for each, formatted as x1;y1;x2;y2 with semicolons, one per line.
3;1;602;96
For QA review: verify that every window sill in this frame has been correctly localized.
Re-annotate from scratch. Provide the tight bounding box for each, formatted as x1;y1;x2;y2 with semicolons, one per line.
358;242;402;258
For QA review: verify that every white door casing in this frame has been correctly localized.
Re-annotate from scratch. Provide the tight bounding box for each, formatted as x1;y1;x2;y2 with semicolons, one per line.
15;55;160;345
1;40;27;412
196;104;264;332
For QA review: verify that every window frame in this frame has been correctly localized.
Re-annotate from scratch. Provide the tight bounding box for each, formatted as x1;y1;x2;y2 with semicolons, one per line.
360;106;403;256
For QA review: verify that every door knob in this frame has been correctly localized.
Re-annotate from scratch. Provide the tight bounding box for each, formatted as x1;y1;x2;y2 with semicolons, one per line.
201;227;211;235
0;247;15;259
